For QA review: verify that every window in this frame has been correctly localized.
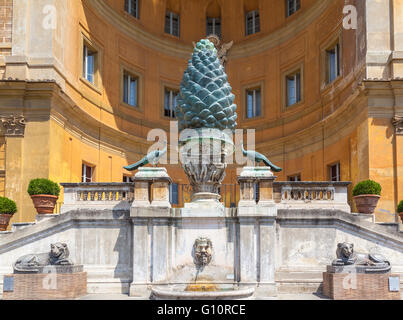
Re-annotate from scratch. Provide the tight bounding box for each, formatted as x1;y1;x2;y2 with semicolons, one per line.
329;163;340;182
169;183;179;205
165;11;180;37
82;163;94;182
125;0;139;19
207;17;221;38
246;88;261;119
286;71;301;107
123;175;131;183
326;43;340;84
288;174;301;182
246;10;260;35
83;44;97;84
123;72;138;107
164;88;178;118
287;0;300;17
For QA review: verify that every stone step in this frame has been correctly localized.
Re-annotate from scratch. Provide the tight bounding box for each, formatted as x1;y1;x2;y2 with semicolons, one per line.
11;222;36;232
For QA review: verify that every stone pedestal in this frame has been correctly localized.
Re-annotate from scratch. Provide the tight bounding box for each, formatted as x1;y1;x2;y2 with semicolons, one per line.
130;167;172;298
133;181;150;207
322;272;400;300
131;167;172;213
236;167;278;298
151;181;171;208
2;267;87;300
237;167;277;216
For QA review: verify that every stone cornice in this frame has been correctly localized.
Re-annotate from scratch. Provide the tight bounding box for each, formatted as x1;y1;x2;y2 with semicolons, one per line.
84;0;192;60
229;0;333;59
85;0;333;60
364;79;403;117
0;80;152;157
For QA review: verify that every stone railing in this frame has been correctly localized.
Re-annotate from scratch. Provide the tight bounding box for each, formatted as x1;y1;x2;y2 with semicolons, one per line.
273;181;351;212
58;181;351;213
60;183;134;213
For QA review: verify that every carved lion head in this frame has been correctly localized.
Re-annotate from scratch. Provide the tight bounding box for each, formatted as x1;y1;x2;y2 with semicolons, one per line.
337;242;354;259
50;243;69;260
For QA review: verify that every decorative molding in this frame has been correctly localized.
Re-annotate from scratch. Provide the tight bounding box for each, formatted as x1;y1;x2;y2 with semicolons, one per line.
0;115;26;137
392;115;403;135
86;0;332;60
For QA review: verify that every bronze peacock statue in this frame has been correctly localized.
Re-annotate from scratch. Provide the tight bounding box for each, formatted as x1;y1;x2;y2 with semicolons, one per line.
124;141;167;171
241;141;282;172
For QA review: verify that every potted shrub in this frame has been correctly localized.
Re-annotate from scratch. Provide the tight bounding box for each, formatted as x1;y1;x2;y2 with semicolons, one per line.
0;197;17;231
28;178;61;214
352;179;381;214
398;200;403;223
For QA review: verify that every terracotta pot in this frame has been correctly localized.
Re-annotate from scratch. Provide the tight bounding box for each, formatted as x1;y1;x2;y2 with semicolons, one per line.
0;214;13;231
30;195;58;214
353;194;380;214
399;212;403;224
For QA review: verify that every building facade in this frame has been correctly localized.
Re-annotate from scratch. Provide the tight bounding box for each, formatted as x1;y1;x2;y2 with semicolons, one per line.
0;0;402;225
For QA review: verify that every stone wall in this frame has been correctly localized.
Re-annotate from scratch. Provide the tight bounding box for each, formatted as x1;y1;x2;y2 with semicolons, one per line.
0;207;402;297
0;0;12;47
0;0;12;78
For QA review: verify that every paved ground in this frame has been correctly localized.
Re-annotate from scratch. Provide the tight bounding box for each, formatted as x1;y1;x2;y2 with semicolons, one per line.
77;293;330;300
1;292;401;300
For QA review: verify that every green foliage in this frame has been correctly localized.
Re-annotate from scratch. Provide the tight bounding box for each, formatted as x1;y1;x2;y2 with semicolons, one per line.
0;197;17;215
397;200;403;213
352;180;381;196
27;178;60;196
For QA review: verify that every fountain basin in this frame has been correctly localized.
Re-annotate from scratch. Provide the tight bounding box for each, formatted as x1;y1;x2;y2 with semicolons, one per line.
151;284;255;300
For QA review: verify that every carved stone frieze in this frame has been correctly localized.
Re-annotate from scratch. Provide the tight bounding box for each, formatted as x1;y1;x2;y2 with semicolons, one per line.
392;115;403;135
0;115;26;136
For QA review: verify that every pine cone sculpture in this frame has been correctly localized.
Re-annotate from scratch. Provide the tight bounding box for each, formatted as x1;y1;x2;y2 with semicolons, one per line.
176;39;237;132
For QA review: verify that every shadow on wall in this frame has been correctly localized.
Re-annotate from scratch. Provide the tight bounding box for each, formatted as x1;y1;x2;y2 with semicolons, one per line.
112;205;133;292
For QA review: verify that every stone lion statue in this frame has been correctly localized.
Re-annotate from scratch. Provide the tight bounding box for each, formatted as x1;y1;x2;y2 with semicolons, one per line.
193;237;213;267
13;243;73;273
332;242;390;271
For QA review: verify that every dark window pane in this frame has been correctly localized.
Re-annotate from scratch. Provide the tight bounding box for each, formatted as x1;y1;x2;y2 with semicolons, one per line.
85;47;95;84
330;164;340;181
123;74;129;103
287;76;296;106
164;89;177;118
296;72;301;102
246;11;259;35
247;91;253;118
130;78;137;106
82;46;86;78
207;17;221;38
170;183;179;204
165;11;179;36
287;72;301;106
287;0;300;16
255;12;260;33
164;13;171;33
86;166;92;182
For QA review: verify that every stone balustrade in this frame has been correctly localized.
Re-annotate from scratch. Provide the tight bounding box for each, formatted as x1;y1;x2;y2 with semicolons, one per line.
273;181;351;212
58;180;351;214
60;183;134;213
